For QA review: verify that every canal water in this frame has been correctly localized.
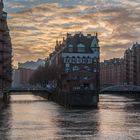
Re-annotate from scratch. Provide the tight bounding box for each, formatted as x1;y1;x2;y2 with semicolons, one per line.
0;93;140;140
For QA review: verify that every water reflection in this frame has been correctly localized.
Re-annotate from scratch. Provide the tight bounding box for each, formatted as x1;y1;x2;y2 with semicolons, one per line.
0;94;140;140
0;105;12;140
98;94;140;140
56;109;100;139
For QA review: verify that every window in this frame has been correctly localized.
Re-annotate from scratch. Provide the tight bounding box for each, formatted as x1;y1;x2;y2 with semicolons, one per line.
94;59;97;62
84;66;91;71
66;63;70;67
64;58;66;63
73;66;79;71
87;57;92;64
78;58;82;63
65;67;70;73
77;57;82;64
72;57;76;63
65;56;70;63
83;77;88;80
68;44;73;52
94;68;96;72
82;57;87;64
77;43;85;52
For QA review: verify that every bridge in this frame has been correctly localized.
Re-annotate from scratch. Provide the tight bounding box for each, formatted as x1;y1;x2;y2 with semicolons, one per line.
4;85;54;95
100;85;140;93
4;85;140;95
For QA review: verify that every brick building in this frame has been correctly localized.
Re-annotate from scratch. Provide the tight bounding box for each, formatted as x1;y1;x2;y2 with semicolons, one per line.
100;43;140;87
48;33;100;106
124;43;140;85
18;67;34;85
14;59;46;86
0;0;12;94
100;58;124;87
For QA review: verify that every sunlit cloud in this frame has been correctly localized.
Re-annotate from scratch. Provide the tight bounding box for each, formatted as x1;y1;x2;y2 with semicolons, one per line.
4;0;140;65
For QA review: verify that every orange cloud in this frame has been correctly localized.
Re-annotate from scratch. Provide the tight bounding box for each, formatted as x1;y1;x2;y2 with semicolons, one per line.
5;2;140;66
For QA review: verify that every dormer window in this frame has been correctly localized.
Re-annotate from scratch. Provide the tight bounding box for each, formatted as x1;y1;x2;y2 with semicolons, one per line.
77;43;85;52
68;44;73;52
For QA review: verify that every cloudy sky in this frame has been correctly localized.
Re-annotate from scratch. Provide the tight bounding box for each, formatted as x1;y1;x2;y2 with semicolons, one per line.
4;0;140;66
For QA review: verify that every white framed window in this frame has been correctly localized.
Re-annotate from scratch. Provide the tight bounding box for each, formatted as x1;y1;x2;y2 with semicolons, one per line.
83;77;88;80
73;66;79;71
72;57;76;63
69;58;72;63
87;57;92;64
84;66;91;71
65;56;70;63
66;63;70;67
94;68;96;72
76;57;81;64
65;67;70;73
64;58;66;63
82;58;87;64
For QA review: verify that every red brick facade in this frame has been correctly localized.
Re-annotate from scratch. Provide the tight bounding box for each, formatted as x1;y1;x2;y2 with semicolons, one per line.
100;58;124;87
19;68;34;85
124;43;140;85
100;43;140;87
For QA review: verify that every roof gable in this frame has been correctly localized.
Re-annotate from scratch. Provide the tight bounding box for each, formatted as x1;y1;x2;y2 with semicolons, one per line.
90;37;98;48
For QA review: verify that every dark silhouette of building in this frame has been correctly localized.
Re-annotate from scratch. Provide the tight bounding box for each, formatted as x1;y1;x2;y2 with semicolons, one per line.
0;0;12;94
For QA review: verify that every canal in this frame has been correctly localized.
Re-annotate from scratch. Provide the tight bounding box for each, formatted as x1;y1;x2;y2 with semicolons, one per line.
0;93;140;140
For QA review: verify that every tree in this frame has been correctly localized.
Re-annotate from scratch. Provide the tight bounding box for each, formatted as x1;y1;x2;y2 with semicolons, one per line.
29;64;60;87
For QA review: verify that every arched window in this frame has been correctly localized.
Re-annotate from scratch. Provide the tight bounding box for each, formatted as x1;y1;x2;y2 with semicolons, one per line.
66;56;70;63
77;43;85;52
82;57;87;64
72;56;76;63
87;57;92;64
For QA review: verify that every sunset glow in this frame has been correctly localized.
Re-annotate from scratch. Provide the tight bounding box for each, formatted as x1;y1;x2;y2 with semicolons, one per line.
4;0;140;66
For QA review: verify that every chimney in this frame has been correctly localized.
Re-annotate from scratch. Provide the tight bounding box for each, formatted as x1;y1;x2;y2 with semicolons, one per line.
67;32;71;38
56;40;59;45
96;32;98;38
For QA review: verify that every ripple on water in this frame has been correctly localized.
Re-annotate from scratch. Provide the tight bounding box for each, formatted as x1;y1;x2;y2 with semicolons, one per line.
0;94;140;140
